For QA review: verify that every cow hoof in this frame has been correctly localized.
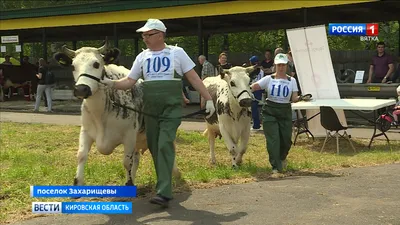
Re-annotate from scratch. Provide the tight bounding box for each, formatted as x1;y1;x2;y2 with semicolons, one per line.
125;180;134;186
73;178;83;186
210;158;217;165
173;170;182;180
72;178;82;199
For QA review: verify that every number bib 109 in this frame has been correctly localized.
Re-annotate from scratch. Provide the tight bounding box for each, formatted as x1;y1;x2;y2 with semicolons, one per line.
142;49;175;81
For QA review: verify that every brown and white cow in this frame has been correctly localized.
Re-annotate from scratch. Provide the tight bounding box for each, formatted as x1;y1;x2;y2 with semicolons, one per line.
203;66;256;168
54;42;180;186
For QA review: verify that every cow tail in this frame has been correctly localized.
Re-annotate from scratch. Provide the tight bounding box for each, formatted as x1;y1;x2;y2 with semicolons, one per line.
202;128;209;137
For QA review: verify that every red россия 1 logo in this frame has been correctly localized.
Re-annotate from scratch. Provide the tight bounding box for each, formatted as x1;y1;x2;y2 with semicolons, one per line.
366;23;379;36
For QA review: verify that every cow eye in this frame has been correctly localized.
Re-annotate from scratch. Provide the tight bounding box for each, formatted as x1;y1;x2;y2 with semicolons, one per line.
230;81;236;87
93;62;100;69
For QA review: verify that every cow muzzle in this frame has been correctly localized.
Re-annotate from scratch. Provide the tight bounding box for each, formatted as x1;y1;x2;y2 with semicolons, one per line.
239;98;252;107
74;84;92;99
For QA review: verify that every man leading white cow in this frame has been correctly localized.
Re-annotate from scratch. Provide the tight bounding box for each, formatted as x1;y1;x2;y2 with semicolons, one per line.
101;18;215;208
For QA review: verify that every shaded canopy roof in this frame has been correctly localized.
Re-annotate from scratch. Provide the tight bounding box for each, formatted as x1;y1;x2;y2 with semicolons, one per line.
0;0;398;43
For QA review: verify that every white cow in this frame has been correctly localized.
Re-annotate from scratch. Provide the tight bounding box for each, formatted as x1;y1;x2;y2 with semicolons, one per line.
203;66;255;168
54;42;180;186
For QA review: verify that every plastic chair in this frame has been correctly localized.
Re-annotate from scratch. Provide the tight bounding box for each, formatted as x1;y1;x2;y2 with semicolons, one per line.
320;106;356;154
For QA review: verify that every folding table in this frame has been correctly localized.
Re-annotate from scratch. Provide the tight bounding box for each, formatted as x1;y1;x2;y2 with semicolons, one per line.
291;98;397;148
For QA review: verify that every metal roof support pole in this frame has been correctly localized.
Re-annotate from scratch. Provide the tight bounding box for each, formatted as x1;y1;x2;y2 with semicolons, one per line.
72;40;77;50
222;34;229;53
197;17;204;56
42;28;47;61
113;24;119;48
283;32;289;52
398;20;400;57
19;42;24;63
204;34;209;59
134;38;139;57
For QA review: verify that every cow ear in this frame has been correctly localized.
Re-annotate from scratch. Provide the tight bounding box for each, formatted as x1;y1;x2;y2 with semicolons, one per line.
220;70;230;80
103;48;120;64
54;52;72;67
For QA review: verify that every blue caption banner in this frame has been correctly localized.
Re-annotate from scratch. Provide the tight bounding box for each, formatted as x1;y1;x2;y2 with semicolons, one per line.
32;202;132;214
328;23;366;36
30;186;137;198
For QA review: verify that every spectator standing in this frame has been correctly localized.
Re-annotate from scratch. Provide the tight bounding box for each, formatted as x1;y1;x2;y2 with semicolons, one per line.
198;55;215;80
249;56;264;130
367;42;394;83
260;50;274;75
2;55;12;65
216;52;232;73
34;58;53;112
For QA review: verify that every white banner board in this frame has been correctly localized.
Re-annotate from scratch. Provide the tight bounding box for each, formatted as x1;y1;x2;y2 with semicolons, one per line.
1;35;19;44
287;25;348;137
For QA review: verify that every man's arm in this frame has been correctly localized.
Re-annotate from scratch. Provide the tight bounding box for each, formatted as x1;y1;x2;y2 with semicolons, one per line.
184;69;212;101
382;63;395;83
367;65;374;83
115;77;137;90
102;76;137;90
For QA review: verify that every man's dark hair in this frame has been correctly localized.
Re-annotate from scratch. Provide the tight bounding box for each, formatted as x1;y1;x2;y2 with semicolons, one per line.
265;49;272;54
377;42;385;47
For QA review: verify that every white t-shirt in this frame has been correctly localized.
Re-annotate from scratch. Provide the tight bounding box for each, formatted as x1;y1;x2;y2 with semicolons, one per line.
251;69;264;84
128;44;195;81
256;75;299;104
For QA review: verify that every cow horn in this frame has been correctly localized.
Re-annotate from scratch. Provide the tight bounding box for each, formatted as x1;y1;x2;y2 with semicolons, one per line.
61;45;76;58
98;37;109;54
245;65;257;74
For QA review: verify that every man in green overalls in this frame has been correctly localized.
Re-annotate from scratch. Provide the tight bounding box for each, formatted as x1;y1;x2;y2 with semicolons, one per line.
101;18;215;207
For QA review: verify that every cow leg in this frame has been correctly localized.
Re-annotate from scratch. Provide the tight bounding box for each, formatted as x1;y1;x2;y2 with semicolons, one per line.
208;130;217;165
172;142;181;179
236;123;251;166
123;140;138;186
219;125;238;168
74;128;94;186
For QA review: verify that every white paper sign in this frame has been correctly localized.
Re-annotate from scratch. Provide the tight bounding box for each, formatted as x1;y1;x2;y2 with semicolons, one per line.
354;71;365;84
287;25;348;137
15;45;21;52
0;46;6;53
1;35;19;44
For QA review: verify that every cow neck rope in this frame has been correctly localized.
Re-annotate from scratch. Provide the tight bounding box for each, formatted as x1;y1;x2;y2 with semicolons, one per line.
251;95;312;105
89;74;209;119
233;89;250;100
110;101;208;119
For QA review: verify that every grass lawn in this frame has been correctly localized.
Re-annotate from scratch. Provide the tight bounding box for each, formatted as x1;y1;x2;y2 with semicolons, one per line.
1;121;399;223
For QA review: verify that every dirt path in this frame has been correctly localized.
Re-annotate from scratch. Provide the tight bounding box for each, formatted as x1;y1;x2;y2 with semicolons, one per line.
8;163;400;225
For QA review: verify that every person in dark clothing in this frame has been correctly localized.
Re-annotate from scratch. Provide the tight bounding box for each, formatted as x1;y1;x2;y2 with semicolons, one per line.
390;57;400;83
260;50;274;75
215;52;232;74
367;42;395;83
249;56;264;130
34;58;53;112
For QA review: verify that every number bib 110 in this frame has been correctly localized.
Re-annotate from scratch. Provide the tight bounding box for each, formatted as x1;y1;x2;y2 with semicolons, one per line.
142;49;175;81
267;79;292;103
